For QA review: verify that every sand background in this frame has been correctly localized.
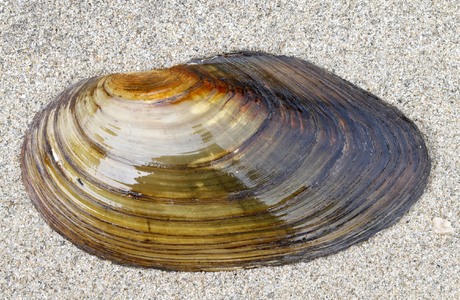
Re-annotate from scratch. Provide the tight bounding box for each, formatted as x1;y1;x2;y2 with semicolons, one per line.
1;1;458;299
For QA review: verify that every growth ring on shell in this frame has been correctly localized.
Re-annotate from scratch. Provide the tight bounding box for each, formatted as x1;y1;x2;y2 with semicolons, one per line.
21;52;431;271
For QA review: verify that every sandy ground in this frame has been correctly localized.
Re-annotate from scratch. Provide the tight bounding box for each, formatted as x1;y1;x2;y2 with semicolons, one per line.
0;1;458;299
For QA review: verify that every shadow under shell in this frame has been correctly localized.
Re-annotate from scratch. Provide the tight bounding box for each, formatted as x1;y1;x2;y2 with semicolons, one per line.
21;52;431;271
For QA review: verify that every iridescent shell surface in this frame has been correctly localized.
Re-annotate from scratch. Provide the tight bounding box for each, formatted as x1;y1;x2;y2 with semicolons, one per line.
21;52;430;271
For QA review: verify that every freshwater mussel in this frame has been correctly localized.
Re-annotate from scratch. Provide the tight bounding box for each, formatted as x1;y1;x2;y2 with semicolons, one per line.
21;52;431;271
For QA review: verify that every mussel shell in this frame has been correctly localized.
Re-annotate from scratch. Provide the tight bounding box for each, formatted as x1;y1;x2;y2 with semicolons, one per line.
21;52;430;271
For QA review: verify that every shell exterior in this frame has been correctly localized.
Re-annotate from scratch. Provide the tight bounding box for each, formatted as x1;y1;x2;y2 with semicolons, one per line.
21;52;430;271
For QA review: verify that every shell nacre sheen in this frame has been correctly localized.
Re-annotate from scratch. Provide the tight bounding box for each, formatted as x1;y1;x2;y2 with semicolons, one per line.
21;52;431;271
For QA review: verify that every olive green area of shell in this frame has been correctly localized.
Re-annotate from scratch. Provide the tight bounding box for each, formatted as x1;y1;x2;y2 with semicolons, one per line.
21;52;431;271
